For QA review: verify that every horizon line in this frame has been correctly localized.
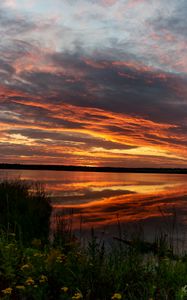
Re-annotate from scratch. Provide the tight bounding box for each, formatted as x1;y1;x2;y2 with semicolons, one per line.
1;163;187;174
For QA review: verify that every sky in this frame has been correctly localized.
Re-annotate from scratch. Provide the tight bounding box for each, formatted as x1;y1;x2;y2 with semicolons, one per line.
0;0;187;167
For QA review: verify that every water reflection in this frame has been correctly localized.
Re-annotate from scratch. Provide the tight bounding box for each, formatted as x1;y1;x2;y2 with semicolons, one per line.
1;170;187;242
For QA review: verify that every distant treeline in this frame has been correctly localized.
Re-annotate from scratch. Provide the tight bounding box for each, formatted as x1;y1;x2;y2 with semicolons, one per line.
1;163;187;174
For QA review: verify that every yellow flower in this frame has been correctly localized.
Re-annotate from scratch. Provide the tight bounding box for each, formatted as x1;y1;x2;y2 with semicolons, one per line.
39;275;48;283
72;292;83;299
2;287;12;295
25;277;35;286
21;264;30;271
61;287;68;292
33;252;43;257
111;293;122;300
16;285;25;290
56;255;66;263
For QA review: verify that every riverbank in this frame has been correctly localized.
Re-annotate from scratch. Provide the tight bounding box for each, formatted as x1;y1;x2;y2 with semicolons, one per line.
1;229;187;300
1;163;187;174
1;179;187;299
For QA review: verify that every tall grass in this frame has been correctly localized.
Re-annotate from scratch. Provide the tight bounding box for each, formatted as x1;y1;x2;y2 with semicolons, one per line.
1;228;187;300
0;179;52;244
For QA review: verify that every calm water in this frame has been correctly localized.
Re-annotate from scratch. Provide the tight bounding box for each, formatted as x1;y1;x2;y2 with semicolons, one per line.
1;169;187;245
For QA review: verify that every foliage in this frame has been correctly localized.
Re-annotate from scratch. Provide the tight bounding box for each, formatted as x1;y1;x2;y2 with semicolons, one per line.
0;179;52;244
0;230;187;300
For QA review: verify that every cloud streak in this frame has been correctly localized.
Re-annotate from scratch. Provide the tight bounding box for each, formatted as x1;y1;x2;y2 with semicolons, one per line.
0;0;187;167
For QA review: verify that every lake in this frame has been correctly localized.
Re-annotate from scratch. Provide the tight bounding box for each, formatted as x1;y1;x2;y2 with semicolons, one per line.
1;169;187;247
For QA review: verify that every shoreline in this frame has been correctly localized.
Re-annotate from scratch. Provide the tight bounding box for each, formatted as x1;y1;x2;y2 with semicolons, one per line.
1;163;187;174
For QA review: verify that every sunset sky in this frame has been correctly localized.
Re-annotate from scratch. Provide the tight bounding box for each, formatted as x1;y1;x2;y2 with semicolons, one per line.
1;0;187;167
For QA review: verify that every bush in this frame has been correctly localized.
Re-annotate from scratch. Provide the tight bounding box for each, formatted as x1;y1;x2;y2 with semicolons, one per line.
0;179;52;244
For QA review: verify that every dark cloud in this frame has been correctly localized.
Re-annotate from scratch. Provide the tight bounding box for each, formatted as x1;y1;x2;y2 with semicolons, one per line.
12;50;187;126
0;0;187;166
152;0;187;38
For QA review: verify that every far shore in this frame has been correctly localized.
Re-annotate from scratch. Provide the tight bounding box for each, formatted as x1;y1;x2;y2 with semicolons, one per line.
1;163;187;174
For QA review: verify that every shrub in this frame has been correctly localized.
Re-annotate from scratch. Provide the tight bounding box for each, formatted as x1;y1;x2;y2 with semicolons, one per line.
0;179;52;244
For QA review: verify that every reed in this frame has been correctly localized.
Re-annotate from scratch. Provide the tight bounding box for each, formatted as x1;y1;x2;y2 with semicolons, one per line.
0;179;52;244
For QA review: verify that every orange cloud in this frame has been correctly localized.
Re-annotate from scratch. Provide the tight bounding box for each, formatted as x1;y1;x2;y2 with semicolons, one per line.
5;94;186;166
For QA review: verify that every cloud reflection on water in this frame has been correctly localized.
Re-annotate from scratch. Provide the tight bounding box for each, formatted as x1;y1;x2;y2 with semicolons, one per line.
1;170;187;240
33;171;187;238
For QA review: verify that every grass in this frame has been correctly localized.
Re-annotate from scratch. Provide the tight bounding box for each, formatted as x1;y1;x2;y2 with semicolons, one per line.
1;229;187;300
0;179;51;244
1;179;187;299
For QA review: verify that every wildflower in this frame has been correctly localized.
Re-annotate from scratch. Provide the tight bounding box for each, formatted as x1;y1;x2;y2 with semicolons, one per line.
39;275;48;283
2;287;12;294
111;293;122;300
56;254;66;263
25;277;35;286
33;252;43;257
16;285;25;290
72;292;83;299
61;287;68;292
21;264;30;271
